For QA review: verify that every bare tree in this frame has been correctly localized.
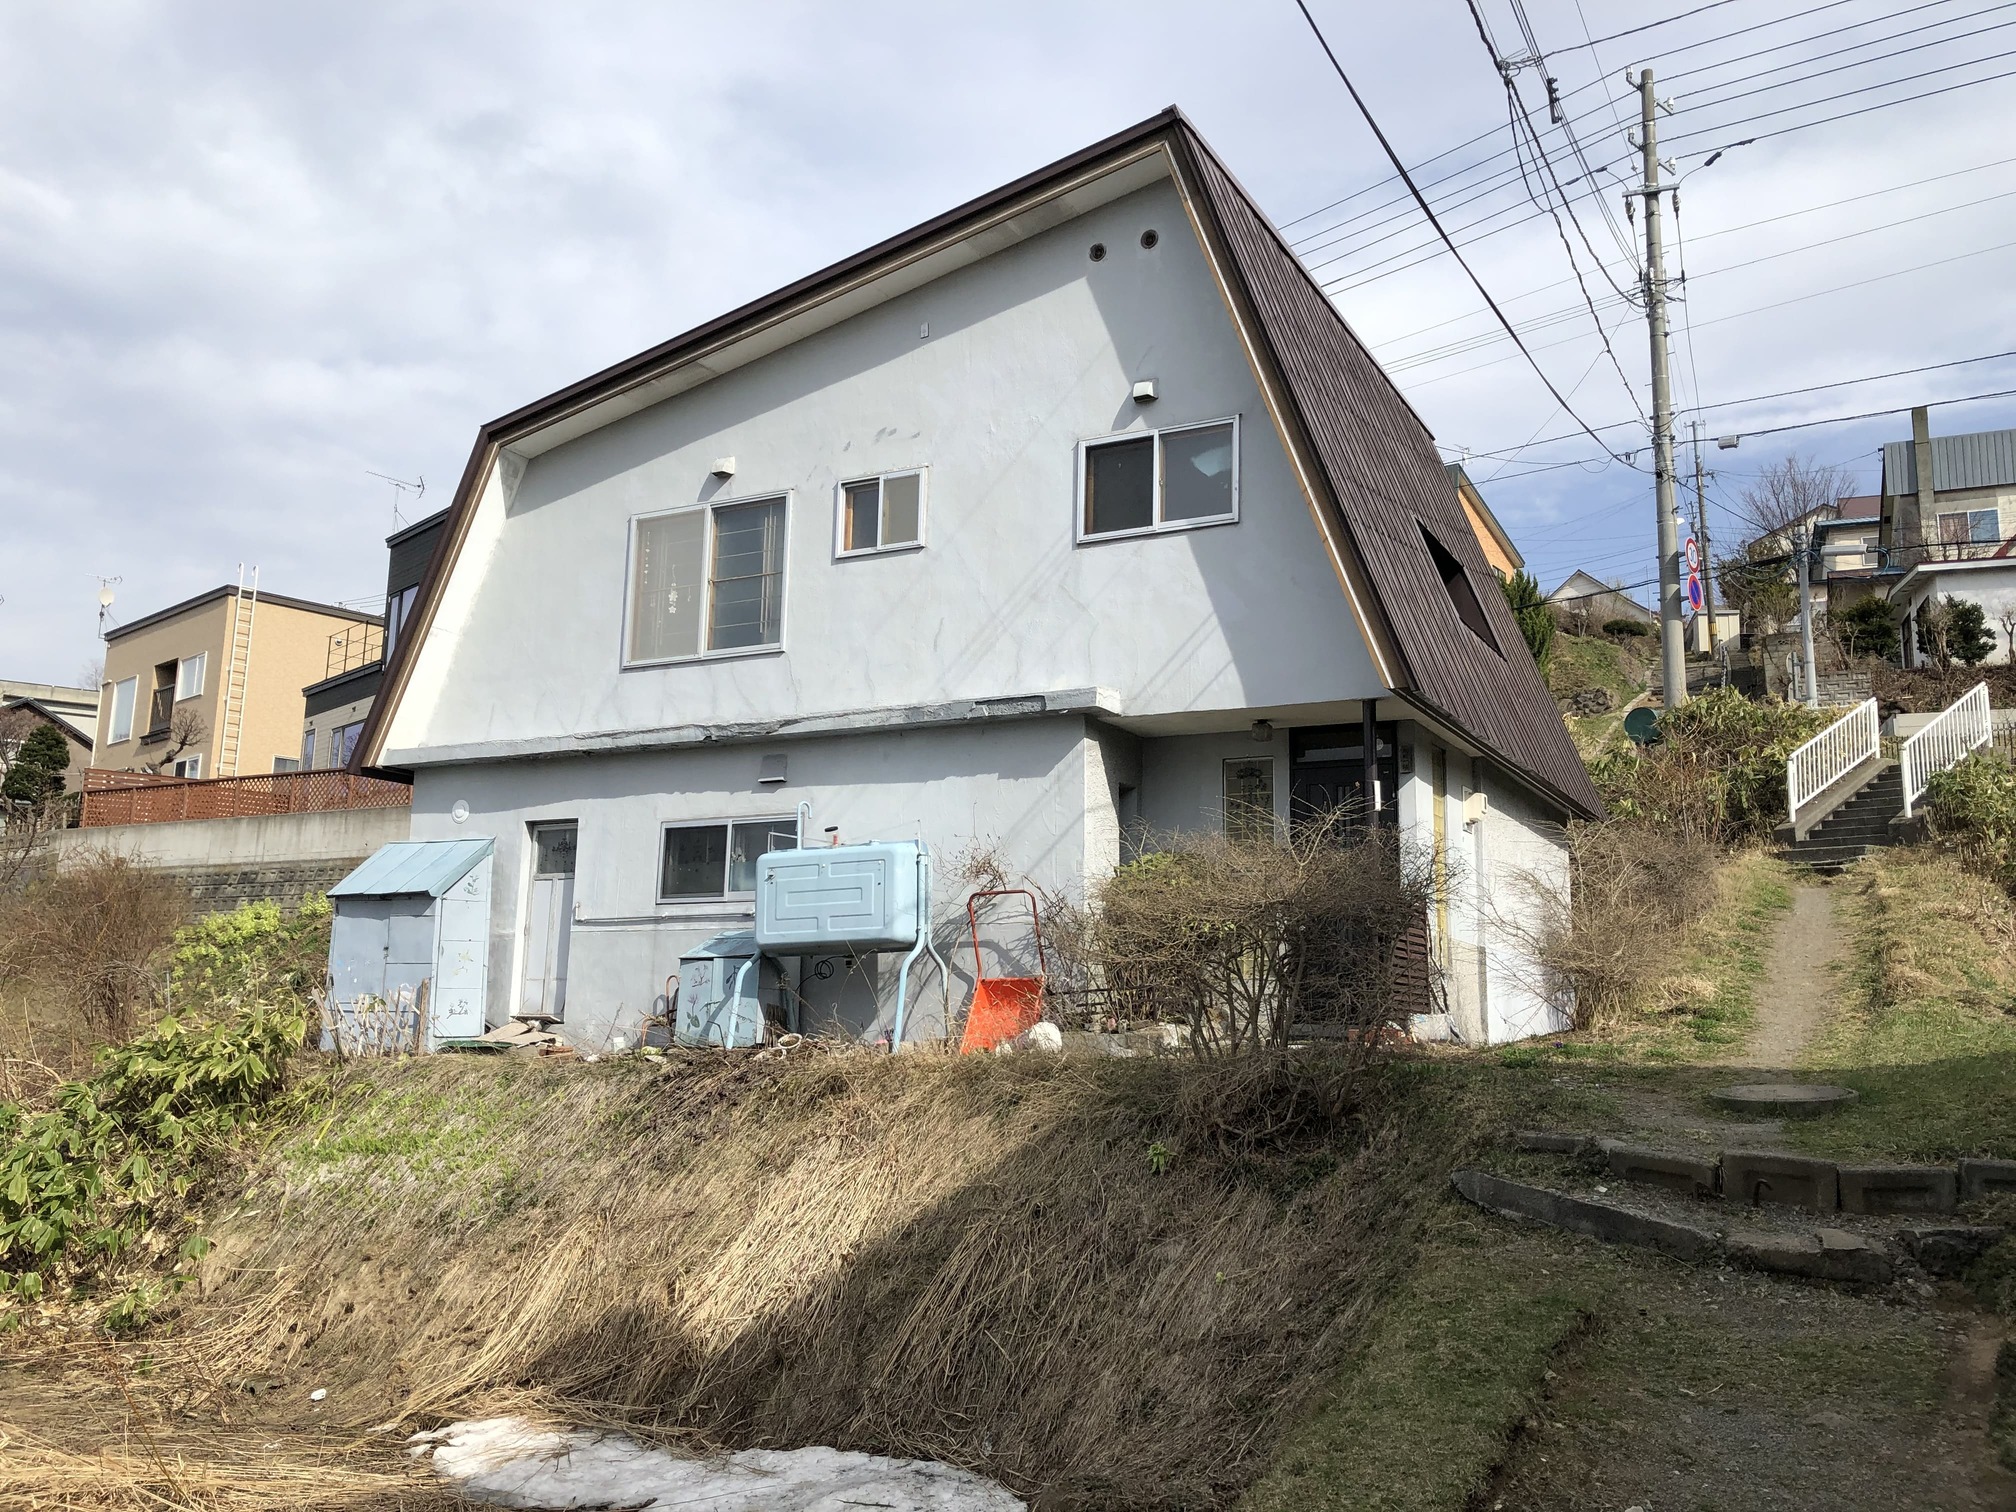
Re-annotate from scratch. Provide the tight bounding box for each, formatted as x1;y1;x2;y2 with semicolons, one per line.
1737;454;1849;544
1998;606;2016;666
136;706;209;774
75;658;104;690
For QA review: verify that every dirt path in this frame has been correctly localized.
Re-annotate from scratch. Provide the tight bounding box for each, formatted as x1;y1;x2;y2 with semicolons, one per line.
1733;881;1843;1069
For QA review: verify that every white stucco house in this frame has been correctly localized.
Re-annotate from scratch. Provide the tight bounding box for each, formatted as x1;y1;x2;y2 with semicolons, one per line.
353;109;1602;1051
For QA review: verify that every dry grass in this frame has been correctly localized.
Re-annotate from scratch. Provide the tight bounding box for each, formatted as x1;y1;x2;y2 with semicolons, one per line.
1526;823;1722;1031
0;851;187;1092
121;1046;1443;1510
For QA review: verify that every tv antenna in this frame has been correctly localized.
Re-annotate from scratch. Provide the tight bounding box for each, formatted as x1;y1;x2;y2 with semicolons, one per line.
96;576;122;639
366;470;425;530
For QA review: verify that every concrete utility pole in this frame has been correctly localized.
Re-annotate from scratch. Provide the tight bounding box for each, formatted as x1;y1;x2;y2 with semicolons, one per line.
1635;69;1688;708
1795;524;1819;707
1690;421;1718;653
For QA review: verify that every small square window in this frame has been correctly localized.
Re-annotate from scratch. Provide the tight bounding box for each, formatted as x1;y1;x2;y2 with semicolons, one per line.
1081;418;1239;540
659;816;800;901
839;470;926;556
175;652;207;700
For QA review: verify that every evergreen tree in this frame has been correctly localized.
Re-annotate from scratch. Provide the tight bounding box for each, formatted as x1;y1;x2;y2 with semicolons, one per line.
1499;568;1554;673
1948;596;1996;666
1835;597;1899;662
1;722;71;805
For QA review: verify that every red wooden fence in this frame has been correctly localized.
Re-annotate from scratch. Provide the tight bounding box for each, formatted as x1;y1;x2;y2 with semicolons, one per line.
81;767;411;827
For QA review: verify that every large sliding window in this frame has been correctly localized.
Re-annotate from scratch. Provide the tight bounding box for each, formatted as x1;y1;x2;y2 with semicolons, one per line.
658;816;800;901
1078;418;1239;541
628;496;788;665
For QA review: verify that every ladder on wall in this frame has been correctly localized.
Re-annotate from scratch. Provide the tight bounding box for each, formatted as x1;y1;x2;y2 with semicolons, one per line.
216;564;259;778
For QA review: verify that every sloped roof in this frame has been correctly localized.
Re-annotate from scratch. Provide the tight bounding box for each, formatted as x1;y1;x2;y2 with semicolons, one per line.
1;697;93;745
357;108;1599;819
331;838;493;899
1882;426;2016;495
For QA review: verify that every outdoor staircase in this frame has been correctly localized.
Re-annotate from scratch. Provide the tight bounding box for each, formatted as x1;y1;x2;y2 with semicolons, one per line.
1774;761;1905;872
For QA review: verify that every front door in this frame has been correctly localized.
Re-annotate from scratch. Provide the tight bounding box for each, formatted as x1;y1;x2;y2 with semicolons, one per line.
1289;723;1398;829
521;822;577;1020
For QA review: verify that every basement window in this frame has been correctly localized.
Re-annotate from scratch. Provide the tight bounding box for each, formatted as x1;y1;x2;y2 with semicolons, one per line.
627;495;788;664
1079;418;1239;540
659;816;801;901
838;470;925;555
1419;524;1501;655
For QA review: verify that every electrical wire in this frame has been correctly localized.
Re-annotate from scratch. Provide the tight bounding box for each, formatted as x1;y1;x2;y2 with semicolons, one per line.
1291;0;1638;464
1670;61;2016;156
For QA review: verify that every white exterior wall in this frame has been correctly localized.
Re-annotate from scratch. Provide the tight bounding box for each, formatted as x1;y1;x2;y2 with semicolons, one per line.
409;717;1102;1050
1899;564;2016;666
382;177;1382;767
1137;726;1291;838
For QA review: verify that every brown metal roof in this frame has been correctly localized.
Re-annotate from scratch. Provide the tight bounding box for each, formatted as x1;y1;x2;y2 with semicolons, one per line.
1173;126;1600;817
358;108;1599;819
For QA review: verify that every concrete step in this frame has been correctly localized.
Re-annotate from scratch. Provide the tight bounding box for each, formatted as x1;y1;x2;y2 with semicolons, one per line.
1776;844;1875;870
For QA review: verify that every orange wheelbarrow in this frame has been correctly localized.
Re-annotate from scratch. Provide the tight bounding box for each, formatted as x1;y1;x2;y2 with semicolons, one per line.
957;889;1048;1053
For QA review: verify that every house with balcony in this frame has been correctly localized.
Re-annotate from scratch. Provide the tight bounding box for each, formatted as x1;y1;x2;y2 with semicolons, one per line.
354;108;1600;1052
1875;409;2016;665
300;508;449;771
91;584;380;779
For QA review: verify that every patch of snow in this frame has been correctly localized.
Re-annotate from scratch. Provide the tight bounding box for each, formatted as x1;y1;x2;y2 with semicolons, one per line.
409;1416;1026;1511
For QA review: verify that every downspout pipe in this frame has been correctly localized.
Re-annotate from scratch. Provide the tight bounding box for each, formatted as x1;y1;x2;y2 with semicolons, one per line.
890;843;946;1053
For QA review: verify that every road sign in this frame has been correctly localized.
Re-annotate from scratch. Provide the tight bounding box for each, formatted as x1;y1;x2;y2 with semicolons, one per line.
1684;535;1701;573
1687;572;1705;613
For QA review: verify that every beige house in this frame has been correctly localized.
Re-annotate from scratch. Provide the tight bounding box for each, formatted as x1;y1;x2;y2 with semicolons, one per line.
91;585;381;779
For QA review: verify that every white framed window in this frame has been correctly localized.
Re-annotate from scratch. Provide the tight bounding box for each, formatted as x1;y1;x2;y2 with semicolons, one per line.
171;754;203;779
658;815;800;901
1939;509;2001;549
1077;417;1239;542
273;756;301;773
107;676;137;744
175;651;207;700
626;494;788;665
836;469;926;556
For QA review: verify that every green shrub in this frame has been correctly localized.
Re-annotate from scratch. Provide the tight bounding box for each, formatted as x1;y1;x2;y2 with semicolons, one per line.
0;996;310;1319
1589;688;1830;843
0;723;71;805
1499;569;1555;673
1604;618;1651;638
1836;596;1900;662
1924;751;2016;893
1950;598;1997;667
170;895;331;1014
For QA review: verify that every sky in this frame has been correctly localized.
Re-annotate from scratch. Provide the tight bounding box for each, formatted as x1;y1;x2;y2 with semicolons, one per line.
3;0;2014;685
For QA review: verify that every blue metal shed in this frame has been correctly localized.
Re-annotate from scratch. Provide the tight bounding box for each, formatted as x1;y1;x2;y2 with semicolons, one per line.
328;838;494;1049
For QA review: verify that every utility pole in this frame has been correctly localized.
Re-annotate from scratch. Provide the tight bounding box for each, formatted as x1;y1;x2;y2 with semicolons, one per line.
1690;421;1718;653
1635;69;1688;709
1795;524;1819;707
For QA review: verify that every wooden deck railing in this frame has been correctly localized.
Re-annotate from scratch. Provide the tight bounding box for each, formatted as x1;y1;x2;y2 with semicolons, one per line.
80;766;411;827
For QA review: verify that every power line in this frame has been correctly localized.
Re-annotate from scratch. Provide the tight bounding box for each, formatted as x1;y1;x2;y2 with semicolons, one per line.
1672;60;2016;156
1710;385;2016;442
1291;0;1636;464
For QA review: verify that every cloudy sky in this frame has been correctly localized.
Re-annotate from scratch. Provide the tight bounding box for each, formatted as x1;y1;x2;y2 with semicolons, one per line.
3;0;2013;685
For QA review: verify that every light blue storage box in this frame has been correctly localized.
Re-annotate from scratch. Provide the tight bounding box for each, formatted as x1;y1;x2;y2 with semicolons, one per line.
753;840;924;954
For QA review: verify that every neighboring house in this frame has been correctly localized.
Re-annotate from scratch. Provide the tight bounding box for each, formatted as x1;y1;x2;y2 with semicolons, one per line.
1817;494;1882;614
301;509;449;770
1447;464;1523;581
356;108;1600;1051
1878;408;2016;568
0;697;93;798
1546;570;1657;632
0;679;99;741
91;585;381;778
1891;557;2016;667
1684;608;1742;655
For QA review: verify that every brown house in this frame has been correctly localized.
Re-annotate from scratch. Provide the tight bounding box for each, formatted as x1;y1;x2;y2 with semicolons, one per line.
91;584;380;779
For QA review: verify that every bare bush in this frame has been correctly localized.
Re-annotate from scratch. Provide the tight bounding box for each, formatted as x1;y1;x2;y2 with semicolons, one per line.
1087;812;1438;1060
1527;822;1720;1030
0;851;188;1044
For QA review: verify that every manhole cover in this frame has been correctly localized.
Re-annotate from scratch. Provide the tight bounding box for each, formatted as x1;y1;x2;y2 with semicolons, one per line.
1710;1083;1858;1117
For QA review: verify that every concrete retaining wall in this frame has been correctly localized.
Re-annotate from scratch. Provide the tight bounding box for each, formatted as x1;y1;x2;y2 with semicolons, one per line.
50;807;410;915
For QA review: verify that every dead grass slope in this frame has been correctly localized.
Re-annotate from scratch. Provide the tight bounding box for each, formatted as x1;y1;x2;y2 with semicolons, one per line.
156;1047;1460;1510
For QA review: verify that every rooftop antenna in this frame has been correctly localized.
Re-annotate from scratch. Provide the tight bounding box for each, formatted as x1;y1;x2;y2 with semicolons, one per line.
96;576;122;640
366;470;425;531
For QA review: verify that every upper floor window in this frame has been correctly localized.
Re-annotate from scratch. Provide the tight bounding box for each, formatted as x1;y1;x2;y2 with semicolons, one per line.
1079;417;1239;541
384;584;418;659
106;676;137;745
838;470;925;556
175;652;207;700
628;496;788;665
1940;509;2001;553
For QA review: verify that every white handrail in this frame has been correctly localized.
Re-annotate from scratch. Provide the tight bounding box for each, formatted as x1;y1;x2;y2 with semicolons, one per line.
1786;697;1878;836
1902;681;1991;817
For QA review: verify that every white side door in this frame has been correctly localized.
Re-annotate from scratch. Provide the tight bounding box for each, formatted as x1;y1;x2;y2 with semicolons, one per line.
520;822;577;1020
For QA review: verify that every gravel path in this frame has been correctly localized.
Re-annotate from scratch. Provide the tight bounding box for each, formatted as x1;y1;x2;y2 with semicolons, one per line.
1734;882;1843;1070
